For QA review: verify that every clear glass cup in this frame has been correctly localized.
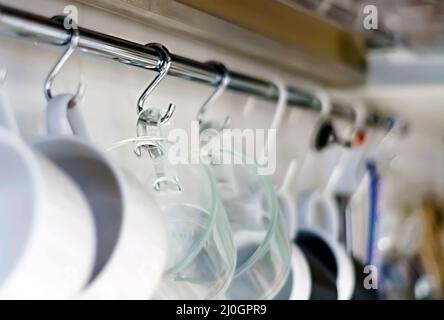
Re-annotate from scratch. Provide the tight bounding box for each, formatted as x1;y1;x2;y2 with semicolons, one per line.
206;149;292;300
107;138;236;299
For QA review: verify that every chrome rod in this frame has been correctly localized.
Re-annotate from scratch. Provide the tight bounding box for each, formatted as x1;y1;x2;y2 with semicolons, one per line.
0;4;398;130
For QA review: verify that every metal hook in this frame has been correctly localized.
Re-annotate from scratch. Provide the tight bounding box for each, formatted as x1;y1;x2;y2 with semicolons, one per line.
153;176;182;192
133;140;164;158
137;43;176;126
196;61;231;132
44;15;85;104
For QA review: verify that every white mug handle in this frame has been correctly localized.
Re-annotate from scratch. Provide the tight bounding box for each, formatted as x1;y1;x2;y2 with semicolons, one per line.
304;190;340;240
47;94;90;140
67;101;90;140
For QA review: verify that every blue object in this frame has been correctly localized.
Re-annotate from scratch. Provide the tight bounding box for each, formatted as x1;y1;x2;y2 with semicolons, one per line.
366;161;379;267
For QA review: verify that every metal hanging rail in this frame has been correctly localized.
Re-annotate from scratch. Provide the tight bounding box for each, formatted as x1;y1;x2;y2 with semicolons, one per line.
0;4;398;130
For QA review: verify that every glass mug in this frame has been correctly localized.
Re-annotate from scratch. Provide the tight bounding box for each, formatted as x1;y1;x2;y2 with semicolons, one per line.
205;149;292;300
108;139;236;299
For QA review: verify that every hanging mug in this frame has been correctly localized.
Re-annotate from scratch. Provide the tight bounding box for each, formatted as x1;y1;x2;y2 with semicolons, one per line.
0;92;96;299
33;94;168;299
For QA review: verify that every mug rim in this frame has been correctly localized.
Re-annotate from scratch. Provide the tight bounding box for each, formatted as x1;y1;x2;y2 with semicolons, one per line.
273;244;312;300
289;244;312;300
298;228;356;300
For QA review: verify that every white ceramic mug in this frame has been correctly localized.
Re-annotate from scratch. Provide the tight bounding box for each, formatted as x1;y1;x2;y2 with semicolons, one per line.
33;94;168;299
0;93;96;299
297;229;355;300
273;244;312;300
